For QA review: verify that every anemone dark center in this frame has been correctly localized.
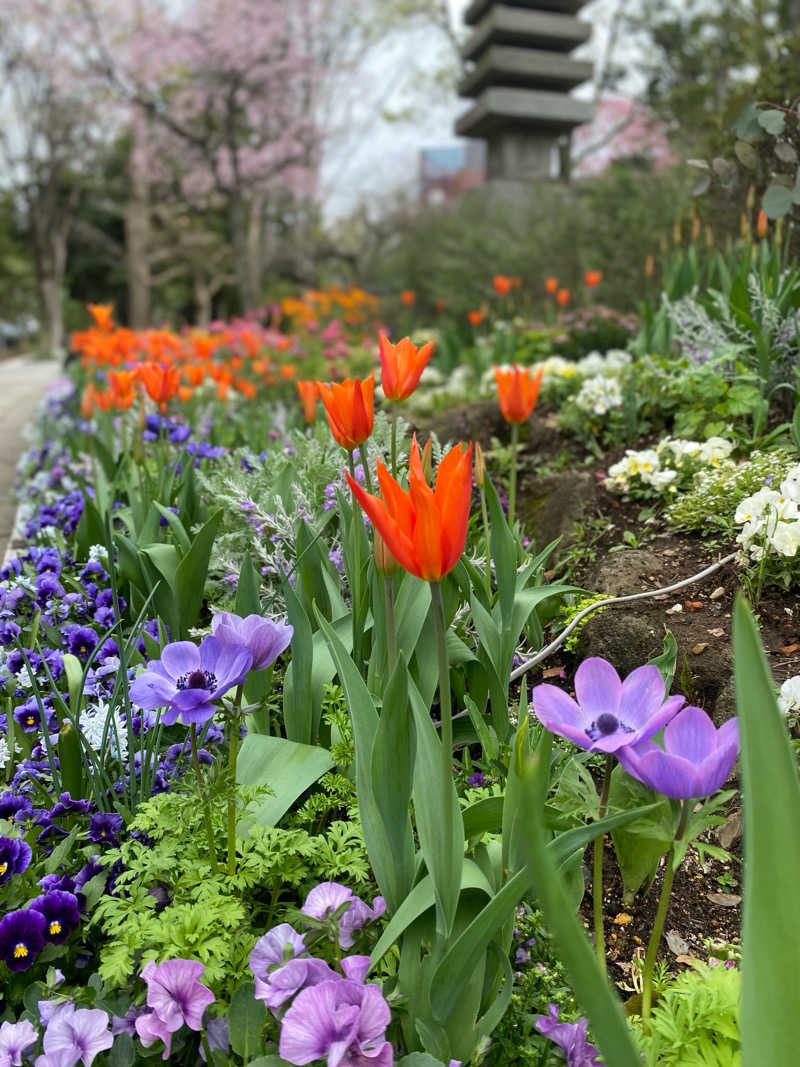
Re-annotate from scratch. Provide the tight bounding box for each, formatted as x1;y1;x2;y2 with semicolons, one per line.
177;669;217;691
596;713;619;735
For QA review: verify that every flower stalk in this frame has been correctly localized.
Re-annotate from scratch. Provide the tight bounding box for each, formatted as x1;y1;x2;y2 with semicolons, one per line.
227;683;245;876
190;724;219;873
593;753;614;968
430;580;453;937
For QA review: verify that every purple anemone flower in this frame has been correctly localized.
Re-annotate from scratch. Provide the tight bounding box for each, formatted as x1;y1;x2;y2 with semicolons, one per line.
301;883;386;949
30;890;81;945
0;909;46;972
140;958;215;1032
616;706;739;799
532;657;685;753
249;924;337;1012
130;637;252;726
535;1004;601;1067
0;1019;38;1066
278;979;392;1067
0;835;32;885
210;611;293;671
37;1005;113;1067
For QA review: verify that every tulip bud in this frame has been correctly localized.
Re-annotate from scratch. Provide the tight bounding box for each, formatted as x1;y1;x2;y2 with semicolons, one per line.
474;441;486;487
373;526;399;576
705;224;713;248
644;253;655;278
421;437;433;483
776;216;784;243
691;215;701;240
740;212;750;238
746;184;756;211
756;209;768;238
672;221;682;246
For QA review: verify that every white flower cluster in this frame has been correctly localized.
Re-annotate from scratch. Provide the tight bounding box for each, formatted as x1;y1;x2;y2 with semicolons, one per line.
573;375;623;415
606;436;734;494
533;348;632;385
777;675;800;717
734;466;800;560
79;700;129;761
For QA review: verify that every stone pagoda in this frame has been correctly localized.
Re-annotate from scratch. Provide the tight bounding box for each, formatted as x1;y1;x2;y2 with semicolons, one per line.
455;0;594;189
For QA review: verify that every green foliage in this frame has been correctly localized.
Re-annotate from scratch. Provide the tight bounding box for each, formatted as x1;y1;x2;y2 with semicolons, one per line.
551;306;639;361
666;449;793;533
632;963;741;1067
93;780;370;1000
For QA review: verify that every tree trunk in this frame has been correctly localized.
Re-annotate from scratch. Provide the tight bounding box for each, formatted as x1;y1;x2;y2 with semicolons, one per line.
193;274;212;326
246;188;265;311
229;188;256;312
125;115;151;328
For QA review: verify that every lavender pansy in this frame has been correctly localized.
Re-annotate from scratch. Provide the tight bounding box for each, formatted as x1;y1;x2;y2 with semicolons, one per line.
0;1019;38;1067
532;657;685;753
278;979;392;1067
616;706;739;799
535;1004;601;1067
134;1012;174;1061
36;1006;113;1067
211;611;293;671
130;637;252;726
301;882;386;949
140;958;215;1032
250;924;336;1011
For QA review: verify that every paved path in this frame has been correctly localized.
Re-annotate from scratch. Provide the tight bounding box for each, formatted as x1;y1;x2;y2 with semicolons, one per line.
0;355;62;553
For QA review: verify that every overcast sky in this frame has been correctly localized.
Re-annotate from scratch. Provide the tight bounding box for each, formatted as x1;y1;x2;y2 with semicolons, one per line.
321;0;632;217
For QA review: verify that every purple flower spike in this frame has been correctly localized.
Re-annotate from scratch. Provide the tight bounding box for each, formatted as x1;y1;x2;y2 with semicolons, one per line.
0;909;46;972
617;706;739;799
0;1019;38;1066
140;958;215;1032
30;891;81;945
211;611;293;671
535;1004;602;1067
37;1006;113;1067
0;835;32;885
130;637;252;727
279;979;392;1067
532;657;685;753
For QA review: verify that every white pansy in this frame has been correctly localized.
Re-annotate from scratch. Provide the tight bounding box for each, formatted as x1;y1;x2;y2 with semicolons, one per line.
778;675;800;716
574;375;623;415
698;437;734;466
0;737;9;768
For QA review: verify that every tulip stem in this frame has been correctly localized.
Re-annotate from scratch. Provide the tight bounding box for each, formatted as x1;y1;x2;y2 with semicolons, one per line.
190;724;219;873
348;451;364;672
384;575;397;674
508;422;519;527
391;406;398;479
430;580;454;936
360;439;374;495
479;483;492;598
642;800;690;1020
593;754;614;969
227;684;244;876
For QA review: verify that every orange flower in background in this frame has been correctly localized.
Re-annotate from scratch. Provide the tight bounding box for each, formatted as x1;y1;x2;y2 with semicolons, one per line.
184;364;206;387
493;274;513;296
346;435;473;582
556;288;570;307
280;364;296;380
544;277;559;294
297;380;319;423
434;299;447;312
400;289;416;306
467;309;485;327
317;374;374;451
108;370;137;410
87;304;114;332
494;364;544;424
138;361;182;410
584;270;603;288
378;332;435;402
756;210;768;238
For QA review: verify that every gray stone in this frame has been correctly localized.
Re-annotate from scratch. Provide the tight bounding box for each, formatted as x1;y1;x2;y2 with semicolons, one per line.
456;87;594;139
517;469;595;558
459;45;594;96
461;6;591;60
465;0;591;23
574;611;662;680
585;549;665;598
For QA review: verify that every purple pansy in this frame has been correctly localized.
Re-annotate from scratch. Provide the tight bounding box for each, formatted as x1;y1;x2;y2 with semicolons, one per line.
301;882;386;949
0;1019;38;1067
36;1005;113;1067
532;657;685;753
130;637;252;726
140;958;216;1032
0;835;32;885
210;611;293;671
616;706;739;799
279;979;392;1067
87;812;123;846
535;1004;602;1067
0;909;46;972
30;891;81;945
135;1012;175;1060
250;924;337;1012
0;793;33;826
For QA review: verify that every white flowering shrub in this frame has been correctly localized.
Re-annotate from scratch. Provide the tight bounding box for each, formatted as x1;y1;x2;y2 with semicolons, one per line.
606;436;735;497
734;467;800;563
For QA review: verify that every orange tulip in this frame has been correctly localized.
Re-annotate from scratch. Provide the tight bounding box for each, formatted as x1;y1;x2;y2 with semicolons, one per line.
467;309;485;327
401;289;416;306
87;304;114;332
378;332;435;402
108;369;137;410
756;209;768;238
317;374;374;451
137;361;182;410
493;274;513;296
280;364;296;380
556;288;570;307
494;364;544;424
184;364;207;386
297;380;319;423
584;270;603;288
346;435;473;582
544;277;559;294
